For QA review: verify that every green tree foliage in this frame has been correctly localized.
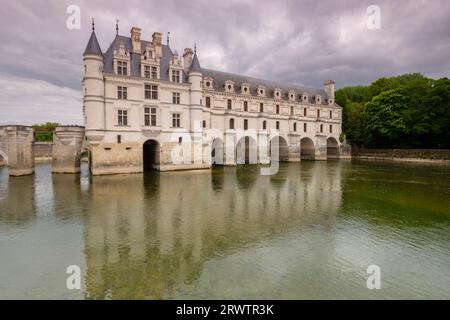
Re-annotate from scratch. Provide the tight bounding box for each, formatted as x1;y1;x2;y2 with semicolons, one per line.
32;122;59;142
336;74;450;148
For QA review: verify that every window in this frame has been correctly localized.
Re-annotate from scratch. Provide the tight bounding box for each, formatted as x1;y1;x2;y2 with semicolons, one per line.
276;121;280;130
329;124;333;133
172;92;180;104
276;105;280;114
330;110;332;118
229;118;234;129
172;113;181;128
203;120;206;128
117;135;122;144
290;106;294;115
151;66;158;79
227;99;232;110
293;123;297;132
260;103;264;112
145;84;158;99
320;124;323;133
262;120;267;130
304;108;307;116
243;101;248;112
117;61;127;75
118;110;128;126
178;137;182;143
304;123;307;132
206;96;211;108
317;109;320;118
144;107;157;126
244;119;248;130
171;70;181;82
144;66;151;78
118;86;127;100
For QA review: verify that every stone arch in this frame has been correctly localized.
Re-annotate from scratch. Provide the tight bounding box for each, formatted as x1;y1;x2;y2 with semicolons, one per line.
143;139;160;171
269;135;289;162
211;137;224;165
0;149;8;166
327;137;340;159
300;137;315;160
236;136;257;164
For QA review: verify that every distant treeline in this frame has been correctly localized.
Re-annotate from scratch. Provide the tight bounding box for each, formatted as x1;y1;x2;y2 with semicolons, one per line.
32;122;59;142
336;74;450;148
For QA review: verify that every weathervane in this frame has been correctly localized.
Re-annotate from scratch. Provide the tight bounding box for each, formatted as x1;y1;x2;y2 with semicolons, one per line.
167;32;170;46
116;19;119;35
92;18;95;31
194;42;197;54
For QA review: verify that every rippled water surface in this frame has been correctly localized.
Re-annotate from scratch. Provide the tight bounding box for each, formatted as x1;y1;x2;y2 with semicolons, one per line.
0;161;449;299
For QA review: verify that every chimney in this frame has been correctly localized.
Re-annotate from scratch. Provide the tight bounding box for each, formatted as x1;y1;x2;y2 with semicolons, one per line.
324;80;335;100
130;27;142;53
183;48;193;73
152;32;162;57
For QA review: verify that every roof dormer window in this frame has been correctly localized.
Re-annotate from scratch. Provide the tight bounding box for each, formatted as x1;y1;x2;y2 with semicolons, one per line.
274;88;282;99
302;94;308;102
315;95;322;104
257;86;266;97
203;77;214;90
289;91;296;101
224;80;235;93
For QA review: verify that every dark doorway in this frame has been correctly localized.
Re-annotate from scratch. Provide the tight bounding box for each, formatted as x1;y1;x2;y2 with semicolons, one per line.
143;139;160;171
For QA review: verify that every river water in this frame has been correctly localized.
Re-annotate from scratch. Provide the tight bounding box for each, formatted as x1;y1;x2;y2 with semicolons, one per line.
0;161;449;299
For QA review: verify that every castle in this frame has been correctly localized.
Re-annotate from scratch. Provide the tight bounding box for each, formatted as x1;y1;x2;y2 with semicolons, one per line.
83;23;344;175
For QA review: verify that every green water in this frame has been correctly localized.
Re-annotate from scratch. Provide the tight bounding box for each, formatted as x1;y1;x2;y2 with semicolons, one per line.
0;161;449;299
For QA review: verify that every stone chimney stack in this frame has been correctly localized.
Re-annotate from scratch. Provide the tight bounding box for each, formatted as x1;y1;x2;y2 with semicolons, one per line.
324;80;335;100
130;27;142;53
152;32;162;57
183;48;193;73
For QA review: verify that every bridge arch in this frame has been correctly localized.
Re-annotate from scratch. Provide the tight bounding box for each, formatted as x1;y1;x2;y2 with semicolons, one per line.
326;137;340;159
143;139;160;171
269;135;289;162
211;137;224;165
300;137;315;160
236;135;257;164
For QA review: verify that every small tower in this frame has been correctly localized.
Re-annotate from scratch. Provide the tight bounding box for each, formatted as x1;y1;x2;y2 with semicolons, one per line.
188;51;203;164
83;20;105;136
324;80;335;100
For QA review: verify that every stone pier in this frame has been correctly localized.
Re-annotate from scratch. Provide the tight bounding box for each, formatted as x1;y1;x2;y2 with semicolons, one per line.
52;126;85;173
0;125;35;176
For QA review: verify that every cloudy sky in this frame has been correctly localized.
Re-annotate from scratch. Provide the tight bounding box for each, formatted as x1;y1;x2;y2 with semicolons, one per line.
1;0;449;125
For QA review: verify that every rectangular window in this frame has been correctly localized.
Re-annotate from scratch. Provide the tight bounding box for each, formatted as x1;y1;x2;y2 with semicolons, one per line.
317;109;320;118
243;101;248;112
276;121;280;130
262;121;266;130
171;70;181;82
304;108;307;116
276;105;280;114
117;61;127;75
145;84;158;100
304;123;307;132
151;66;158;79
320;124;323;133
202;120;206;128
117;86;127;100
330;110;332;118
144;107;157;126
172;92;180;104
290;106;294;115
260;103;264;112
244;119;248;130
227;99;232;110
144;66;151;78
172;113;181;128
206;96;211;108
329;124;332;133
118;109;128;126
117;135;122;144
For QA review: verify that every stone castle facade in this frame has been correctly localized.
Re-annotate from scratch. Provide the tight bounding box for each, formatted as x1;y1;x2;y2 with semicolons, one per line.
83;25;344;175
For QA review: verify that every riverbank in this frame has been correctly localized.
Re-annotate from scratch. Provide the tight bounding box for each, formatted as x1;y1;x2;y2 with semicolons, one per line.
352;148;450;164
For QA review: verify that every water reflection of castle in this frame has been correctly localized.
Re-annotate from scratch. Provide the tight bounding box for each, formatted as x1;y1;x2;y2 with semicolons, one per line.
83;162;343;299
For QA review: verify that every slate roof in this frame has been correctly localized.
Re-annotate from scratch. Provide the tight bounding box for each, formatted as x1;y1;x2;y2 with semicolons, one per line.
100;35;328;103
202;69;329;103
83;31;103;56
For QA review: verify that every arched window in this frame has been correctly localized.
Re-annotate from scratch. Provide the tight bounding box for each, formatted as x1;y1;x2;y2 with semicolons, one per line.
262;120;266;130
320;124;323;133
329;110;332;118
304;123;307;132
229;118;234;129
293;122;297;132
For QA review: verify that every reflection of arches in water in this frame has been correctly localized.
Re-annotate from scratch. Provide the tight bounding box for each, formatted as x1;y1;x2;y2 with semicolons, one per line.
143;139;160;171
211;166;224;191
300;137;315;160
211;138;224;165
327;137;340;159
236;136;257;164
269;136;289;162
